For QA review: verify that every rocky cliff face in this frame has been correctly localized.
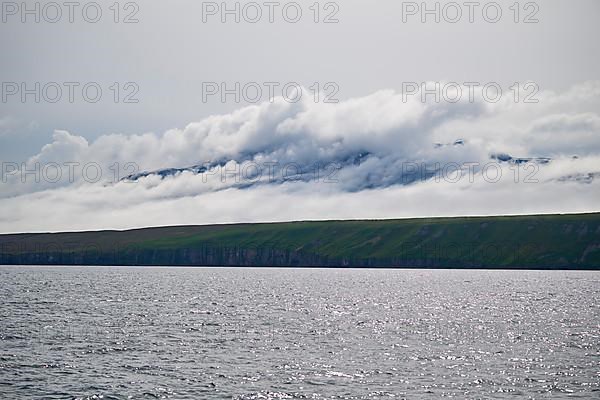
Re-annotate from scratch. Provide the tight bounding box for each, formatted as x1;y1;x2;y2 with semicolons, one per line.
1;214;599;269
0;244;592;269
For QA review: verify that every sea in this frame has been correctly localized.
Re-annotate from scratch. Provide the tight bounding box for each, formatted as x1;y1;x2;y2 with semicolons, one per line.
0;266;598;399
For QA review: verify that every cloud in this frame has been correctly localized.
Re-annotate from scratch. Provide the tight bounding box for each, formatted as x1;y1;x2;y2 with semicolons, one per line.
0;116;40;137
1;82;599;232
527;113;600;156
1;155;599;233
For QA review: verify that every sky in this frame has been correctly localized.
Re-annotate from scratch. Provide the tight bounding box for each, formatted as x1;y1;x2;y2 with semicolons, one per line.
1;0;599;232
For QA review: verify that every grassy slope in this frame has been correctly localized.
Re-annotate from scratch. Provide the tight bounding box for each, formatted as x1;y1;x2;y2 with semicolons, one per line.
1;213;600;268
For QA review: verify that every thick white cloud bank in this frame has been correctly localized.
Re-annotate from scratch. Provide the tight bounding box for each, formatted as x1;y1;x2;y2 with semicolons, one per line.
1;82;599;233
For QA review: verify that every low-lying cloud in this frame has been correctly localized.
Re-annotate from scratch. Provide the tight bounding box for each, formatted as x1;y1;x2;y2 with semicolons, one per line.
1;82;599;232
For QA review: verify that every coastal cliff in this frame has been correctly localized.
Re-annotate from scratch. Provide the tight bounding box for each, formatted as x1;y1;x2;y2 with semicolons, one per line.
1;213;599;269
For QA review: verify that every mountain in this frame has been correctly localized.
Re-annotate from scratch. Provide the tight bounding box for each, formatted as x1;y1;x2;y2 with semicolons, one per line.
1;213;599;269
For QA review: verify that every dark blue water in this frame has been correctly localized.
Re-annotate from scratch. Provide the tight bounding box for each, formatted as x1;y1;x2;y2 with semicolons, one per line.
0;267;598;399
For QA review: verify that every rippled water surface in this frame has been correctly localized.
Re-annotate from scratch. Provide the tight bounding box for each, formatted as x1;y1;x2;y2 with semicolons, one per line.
0;267;599;399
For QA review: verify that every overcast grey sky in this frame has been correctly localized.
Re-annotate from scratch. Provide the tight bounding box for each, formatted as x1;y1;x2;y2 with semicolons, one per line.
1;0;599;161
